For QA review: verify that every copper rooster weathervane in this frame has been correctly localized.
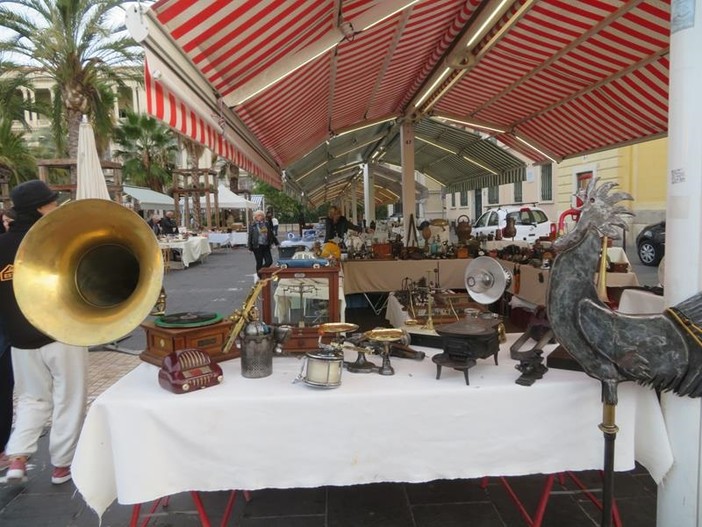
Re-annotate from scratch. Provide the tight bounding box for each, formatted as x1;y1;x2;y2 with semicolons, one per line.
546;177;702;527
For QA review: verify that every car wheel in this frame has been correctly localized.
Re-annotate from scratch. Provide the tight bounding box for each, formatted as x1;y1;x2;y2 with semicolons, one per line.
638;241;662;266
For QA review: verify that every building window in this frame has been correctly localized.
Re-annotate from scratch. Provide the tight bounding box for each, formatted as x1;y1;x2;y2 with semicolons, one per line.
514;180;523;203
459;190;468;206
451;192;456;207
541;164;553;201
488;185;498;204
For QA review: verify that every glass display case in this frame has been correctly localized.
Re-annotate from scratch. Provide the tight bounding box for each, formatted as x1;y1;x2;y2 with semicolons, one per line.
259;266;341;352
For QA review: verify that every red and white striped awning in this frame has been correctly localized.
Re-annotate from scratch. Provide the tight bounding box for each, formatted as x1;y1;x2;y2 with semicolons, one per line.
128;0;670;197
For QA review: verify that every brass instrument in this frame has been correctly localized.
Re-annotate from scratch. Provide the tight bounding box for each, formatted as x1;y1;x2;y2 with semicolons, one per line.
597;236;610;303
13;199;164;346
222;268;281;354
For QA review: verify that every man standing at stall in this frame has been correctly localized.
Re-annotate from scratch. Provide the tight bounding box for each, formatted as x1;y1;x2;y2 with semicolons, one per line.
324;205;360;242
160;210;178;235
0;180;88;485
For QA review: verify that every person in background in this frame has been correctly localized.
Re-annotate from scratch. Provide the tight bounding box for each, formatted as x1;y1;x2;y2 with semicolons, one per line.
1;208;16;233
0;207;16;472
266;210;279;237
160;210;178;235
298;209;305;236
248;209;279;277
147;214;162;236
324;205;360;242
0;180;89;485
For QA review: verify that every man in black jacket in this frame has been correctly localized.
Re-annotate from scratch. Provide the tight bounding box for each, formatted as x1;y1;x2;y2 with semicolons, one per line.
0;180;88;485
160;211;179;235
324;205;360;242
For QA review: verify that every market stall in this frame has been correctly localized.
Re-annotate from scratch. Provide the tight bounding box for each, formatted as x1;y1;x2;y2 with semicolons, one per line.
158;236;211;269
72;336;673;520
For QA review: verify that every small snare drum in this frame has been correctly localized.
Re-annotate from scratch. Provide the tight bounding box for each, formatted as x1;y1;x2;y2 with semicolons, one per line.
299;351;343;388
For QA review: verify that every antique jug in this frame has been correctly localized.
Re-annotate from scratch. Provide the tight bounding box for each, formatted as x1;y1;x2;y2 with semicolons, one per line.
455;215;472;244
503;216;517;239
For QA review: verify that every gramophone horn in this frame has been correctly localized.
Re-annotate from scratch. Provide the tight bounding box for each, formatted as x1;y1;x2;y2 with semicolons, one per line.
464;256;511;305
13;199;164;346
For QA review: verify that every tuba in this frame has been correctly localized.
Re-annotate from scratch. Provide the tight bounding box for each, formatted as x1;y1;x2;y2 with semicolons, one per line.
13;199;164;346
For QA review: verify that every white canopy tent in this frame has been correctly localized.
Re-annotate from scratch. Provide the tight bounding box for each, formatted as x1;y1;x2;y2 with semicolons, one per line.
123;185;176;211
201;184;257;210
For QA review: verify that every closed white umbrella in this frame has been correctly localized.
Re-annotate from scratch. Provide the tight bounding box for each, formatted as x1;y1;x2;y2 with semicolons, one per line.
76;115;110;201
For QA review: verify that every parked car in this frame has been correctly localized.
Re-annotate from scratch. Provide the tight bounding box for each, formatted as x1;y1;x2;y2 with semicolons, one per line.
471;206;554;243
636;221;665;266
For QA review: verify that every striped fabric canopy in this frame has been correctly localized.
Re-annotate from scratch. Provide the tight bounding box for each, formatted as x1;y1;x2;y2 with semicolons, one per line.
130;0;670;202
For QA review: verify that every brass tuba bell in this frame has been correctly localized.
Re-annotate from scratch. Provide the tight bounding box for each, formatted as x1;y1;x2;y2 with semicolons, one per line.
13;199;164;346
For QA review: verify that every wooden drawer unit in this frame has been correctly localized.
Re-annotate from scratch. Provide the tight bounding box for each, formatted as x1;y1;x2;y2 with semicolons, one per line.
140;319;237;366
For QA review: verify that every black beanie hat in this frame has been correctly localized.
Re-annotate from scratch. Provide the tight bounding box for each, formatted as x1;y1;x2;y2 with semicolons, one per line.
11;180;59;212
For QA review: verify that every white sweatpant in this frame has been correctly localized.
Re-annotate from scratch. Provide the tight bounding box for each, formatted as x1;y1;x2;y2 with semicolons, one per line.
7;341;88;467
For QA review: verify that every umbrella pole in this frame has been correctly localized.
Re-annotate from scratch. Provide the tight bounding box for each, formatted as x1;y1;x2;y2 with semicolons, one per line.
599;402;618;527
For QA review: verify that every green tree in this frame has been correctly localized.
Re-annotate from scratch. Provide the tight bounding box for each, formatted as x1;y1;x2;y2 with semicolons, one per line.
0;61;40;184
113;110;178;192
0;118;36;185
252;181;310;224
0;0;141;159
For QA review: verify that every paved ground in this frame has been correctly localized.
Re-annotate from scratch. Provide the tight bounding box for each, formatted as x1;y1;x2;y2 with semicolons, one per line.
0;241;662;526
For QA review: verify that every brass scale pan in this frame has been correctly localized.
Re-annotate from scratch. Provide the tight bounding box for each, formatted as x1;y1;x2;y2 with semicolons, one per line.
13;199;164;346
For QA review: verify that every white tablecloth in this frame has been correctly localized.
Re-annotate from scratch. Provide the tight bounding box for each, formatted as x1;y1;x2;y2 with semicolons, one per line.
385;292;410;328
230;232;247;246
341;259;469;294
207;232;231;245
618;289;665;314
159;236;212;268
72;334;672;518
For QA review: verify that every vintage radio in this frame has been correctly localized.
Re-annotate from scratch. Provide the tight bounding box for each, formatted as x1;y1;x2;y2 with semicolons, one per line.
158;348;224;394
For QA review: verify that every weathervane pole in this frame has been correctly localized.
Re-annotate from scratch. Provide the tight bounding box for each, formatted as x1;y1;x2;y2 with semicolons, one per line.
599;399;618;527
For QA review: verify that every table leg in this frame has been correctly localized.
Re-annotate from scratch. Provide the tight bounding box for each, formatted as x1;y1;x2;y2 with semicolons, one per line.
130;497;168;527
499;474;555;527
129;504;141;527
435;363;442;380
190;492;213;527
462;368;470;385
566;471;622;527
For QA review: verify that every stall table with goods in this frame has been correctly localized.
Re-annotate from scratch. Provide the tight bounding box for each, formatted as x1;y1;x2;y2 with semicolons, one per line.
158;236;212;269
71;335;672;523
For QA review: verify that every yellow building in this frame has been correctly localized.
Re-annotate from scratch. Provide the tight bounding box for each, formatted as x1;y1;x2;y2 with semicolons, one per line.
555;138;667;238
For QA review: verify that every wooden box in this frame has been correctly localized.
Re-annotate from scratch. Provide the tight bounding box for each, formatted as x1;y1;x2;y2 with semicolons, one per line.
140;319;237;366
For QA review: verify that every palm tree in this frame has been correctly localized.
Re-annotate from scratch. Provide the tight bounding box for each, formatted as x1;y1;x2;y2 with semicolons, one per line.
0;0;141;159
0;60;44;128
113;110;178;192
0;119;36;185
0;60;39;185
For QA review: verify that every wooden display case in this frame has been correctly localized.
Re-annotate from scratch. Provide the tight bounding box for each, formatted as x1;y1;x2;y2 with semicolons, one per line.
140;319;236;366
259;266;341;353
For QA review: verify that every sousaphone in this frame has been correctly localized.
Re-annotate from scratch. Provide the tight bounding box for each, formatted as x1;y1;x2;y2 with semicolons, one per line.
13;199;164;346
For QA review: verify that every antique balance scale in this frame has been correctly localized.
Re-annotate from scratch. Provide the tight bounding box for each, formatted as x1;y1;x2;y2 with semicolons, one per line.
297;322;358;388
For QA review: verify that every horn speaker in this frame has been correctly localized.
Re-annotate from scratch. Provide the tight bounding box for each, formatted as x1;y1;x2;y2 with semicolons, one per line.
13;199;164;346
464;256;511;305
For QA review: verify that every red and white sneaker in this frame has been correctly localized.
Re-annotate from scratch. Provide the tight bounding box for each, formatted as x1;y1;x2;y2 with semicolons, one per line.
51;466;72;485
6;457;28;484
